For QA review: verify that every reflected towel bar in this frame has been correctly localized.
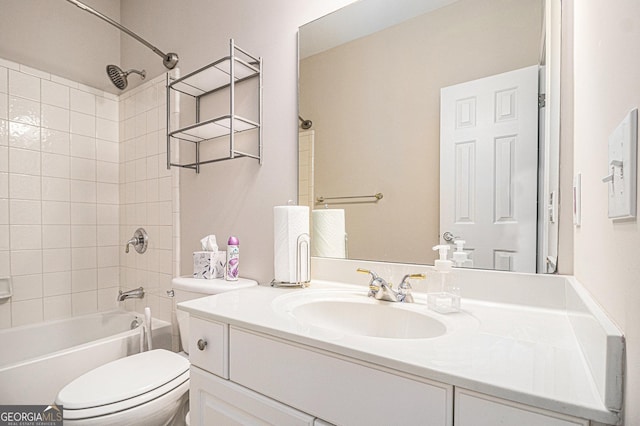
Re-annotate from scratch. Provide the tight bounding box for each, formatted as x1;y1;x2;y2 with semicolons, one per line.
316;192;383;203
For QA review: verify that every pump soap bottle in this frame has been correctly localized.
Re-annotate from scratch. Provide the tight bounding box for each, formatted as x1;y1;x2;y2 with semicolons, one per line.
427;245;460;314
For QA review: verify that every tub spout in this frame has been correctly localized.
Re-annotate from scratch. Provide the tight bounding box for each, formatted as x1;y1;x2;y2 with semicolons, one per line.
117;287;144;302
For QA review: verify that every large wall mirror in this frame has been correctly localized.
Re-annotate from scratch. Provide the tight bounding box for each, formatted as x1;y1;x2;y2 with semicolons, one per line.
298;0;561;273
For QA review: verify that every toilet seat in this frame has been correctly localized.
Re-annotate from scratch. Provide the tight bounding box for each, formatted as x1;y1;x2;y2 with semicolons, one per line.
57;349;189;420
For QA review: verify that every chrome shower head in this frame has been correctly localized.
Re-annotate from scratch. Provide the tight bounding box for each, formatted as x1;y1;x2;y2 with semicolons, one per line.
106;64;146;90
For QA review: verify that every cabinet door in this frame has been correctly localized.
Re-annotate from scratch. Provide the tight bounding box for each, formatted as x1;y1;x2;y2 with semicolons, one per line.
455;388;589;426
189;316;228;378
190;366;315;426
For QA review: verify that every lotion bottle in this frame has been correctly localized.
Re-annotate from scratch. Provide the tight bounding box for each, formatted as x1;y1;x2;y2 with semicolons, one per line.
427;244;460;314
226;236;239;281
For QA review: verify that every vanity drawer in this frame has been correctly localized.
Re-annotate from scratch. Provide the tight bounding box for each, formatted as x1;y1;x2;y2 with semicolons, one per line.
229;327;453;426
189;316;228;379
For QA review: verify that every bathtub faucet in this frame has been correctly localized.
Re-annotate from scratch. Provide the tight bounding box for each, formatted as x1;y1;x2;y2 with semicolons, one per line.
117;287;145;302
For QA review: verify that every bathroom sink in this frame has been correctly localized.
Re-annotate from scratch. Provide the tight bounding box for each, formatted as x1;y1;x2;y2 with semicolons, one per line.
272;289;450;339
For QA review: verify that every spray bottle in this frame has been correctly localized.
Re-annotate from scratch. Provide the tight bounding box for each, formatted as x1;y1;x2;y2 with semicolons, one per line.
226;236;239;281
427;244;460;314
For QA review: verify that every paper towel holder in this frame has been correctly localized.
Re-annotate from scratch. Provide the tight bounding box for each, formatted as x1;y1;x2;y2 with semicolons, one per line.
271;233;311;288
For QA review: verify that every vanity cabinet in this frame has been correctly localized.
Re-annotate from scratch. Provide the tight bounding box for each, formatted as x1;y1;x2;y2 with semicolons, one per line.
454;388;590;426
187;315;596;426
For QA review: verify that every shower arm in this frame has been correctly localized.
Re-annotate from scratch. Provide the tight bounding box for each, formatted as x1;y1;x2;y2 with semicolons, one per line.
65;0;178;69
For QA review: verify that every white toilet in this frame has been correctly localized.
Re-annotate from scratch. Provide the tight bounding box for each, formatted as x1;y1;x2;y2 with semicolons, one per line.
55;277;258;425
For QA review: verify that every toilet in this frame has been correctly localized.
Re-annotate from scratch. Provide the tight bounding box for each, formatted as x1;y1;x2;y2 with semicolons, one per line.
55;277;258;425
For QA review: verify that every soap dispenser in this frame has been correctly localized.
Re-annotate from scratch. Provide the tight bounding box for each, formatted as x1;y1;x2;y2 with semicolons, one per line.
427;245;461;314
452;240;472;268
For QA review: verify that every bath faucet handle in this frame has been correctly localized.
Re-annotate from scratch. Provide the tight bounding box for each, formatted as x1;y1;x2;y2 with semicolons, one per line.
357;268;384;297
397;273;425;303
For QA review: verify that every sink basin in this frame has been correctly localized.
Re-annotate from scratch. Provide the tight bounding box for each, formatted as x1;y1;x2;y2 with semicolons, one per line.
273;289;451;339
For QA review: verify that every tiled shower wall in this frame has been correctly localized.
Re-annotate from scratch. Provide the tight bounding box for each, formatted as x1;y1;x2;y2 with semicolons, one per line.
0;58;121;327
0;59;179;333
118;74;179;333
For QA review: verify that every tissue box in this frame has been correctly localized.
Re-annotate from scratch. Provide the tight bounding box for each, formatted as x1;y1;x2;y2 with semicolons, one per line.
193;251;226;279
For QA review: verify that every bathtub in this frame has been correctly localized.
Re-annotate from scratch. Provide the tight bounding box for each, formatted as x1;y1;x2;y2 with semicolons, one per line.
0;310;171;405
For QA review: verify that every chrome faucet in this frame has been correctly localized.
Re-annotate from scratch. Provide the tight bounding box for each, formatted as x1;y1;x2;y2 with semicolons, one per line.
117;286;144;301
357;268;425;303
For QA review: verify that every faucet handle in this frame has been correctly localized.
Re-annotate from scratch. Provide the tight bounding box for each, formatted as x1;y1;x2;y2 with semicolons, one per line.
357;268;382;297
397;273;424;303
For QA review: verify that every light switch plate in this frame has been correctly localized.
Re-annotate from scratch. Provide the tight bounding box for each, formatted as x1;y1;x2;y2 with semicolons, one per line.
605;108;637;219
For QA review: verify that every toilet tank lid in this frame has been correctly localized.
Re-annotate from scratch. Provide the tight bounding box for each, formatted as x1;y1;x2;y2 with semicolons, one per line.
56;349;188;410
172;277;258;294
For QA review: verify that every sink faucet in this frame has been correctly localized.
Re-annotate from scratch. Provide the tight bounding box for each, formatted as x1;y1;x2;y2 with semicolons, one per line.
357;269;425;303
117;286;144;301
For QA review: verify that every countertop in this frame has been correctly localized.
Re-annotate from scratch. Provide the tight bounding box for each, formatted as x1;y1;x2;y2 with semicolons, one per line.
177;280;619;424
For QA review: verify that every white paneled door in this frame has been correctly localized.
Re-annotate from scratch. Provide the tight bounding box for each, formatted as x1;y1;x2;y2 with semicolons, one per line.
440;66;539;273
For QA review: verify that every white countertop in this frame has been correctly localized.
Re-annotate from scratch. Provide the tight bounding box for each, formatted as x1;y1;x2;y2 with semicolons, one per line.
177;280;620;424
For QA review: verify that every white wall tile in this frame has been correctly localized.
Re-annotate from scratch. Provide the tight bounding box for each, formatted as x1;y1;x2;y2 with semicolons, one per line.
42;225;71;249
41;104;69;132
134;158;146;181
134;136;146;159
70;180;96;203
146;179;158;202
9;200;41;224
71;225;96;247
42;201;70;224
71;291;96;316
9;122;40;150
97;161;118;183
0;250;9;276
41;152;70;178
70;89;95;115
97;287;118;312
10;225;42;250
9;174;40;200
0;225;8;250
11;273;43;301
70;157;96;181
69;134;95;159
0;94;7;120
97;204;118;225
70;111;95;137
158;177;172;201
41;129;69;155
9;148;40;175
96;97;118;121
12;298;43;326
11;249;42;275
96;118;118;142
42;248;71;273
71;247;96;270
41;80;70;109
0;119;7;145
43;271;71;296
96;140;118;163
0;301;11;329
9;96;40;126
0;67;7;93
96;182;118;204
97;225;119;246
19;65;49;80
0;199;7;224
0;173;7;198
72;268;97;292
0;146;6;172
42;177;70;201
97;246;119;268
98;266;119;288
70;203;96;225
44;294;72;320
134;181;146;203
9;70;40;101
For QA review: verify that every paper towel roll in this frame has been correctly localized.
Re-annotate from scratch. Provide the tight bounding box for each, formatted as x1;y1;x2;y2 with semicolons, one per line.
274;206;310;283
312;209;346;258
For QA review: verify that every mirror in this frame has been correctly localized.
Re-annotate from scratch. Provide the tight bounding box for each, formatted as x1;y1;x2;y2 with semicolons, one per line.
299;0;559;272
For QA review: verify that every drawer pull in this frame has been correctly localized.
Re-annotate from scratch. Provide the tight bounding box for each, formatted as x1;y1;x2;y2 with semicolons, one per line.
197;339;207;351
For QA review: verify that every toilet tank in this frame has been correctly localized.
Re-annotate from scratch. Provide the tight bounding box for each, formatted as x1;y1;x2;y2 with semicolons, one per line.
172;277;258;354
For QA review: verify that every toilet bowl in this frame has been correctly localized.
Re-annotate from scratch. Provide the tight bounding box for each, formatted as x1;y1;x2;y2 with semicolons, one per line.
56;277;258;425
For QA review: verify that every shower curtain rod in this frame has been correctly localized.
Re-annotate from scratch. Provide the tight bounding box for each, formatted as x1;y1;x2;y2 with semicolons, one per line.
64;0;179;69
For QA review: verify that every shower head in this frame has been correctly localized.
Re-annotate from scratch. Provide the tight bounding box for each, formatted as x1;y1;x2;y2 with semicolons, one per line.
106;65;146;90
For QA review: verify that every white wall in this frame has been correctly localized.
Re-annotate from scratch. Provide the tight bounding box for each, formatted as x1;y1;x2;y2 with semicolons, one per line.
572;1;640;423
0;0;121;94
120;0;357;284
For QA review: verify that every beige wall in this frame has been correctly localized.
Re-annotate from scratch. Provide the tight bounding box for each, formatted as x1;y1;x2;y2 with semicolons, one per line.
300;0;542;264
120;0;356;284
0;0;121;94
573;1;640;423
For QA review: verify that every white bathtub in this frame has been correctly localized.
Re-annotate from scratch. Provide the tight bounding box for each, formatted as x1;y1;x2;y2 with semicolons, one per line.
0;310;171;405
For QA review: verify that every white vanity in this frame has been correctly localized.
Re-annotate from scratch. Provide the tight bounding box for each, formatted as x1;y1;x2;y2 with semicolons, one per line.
177;259;623;425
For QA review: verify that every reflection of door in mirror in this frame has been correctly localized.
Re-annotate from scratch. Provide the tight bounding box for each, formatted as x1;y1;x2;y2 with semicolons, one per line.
440;66;539;273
